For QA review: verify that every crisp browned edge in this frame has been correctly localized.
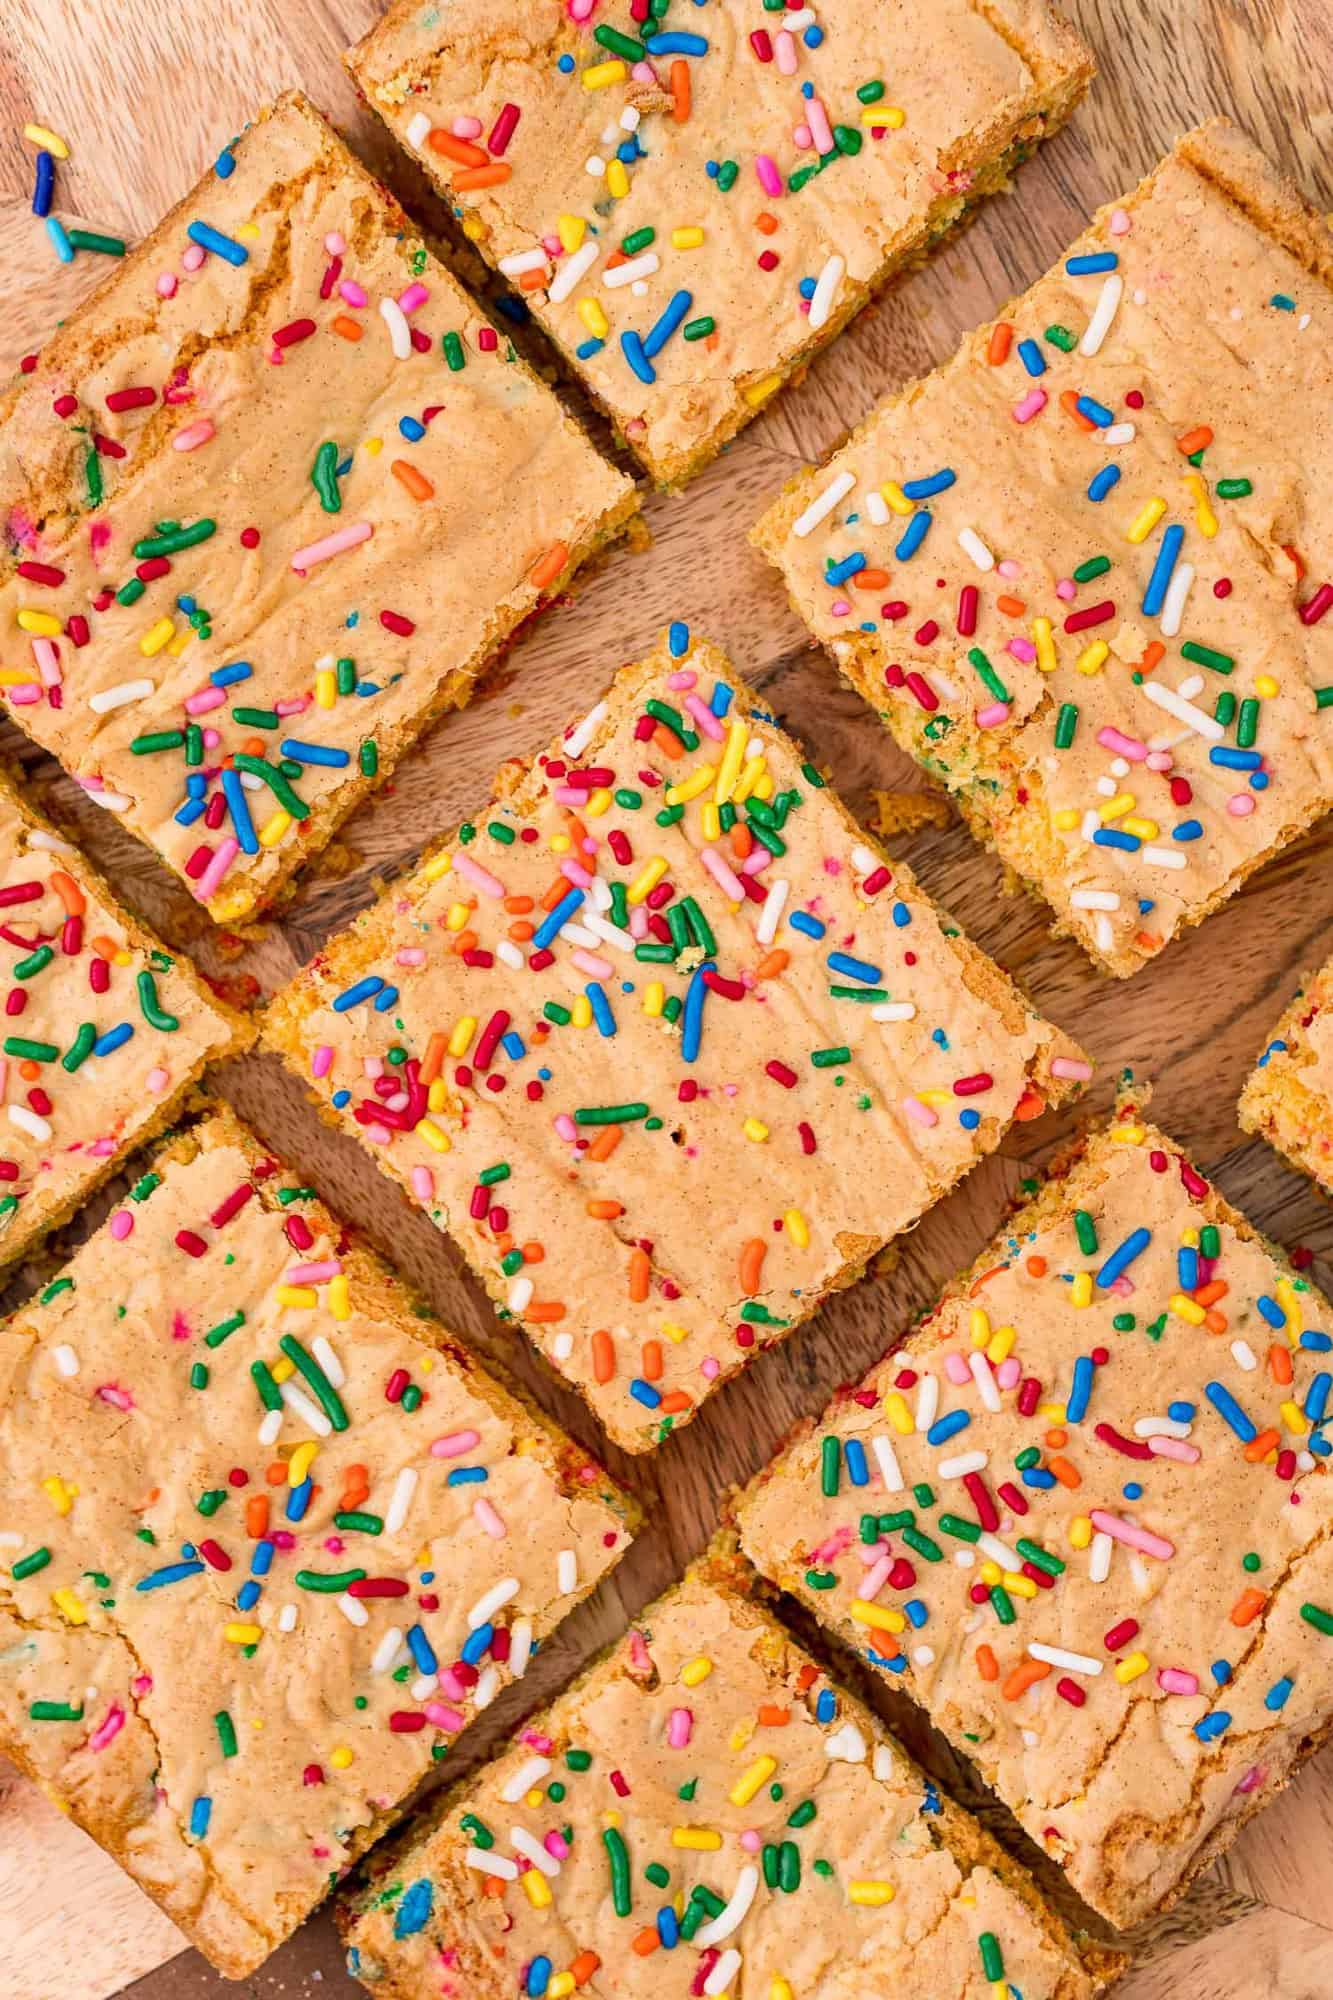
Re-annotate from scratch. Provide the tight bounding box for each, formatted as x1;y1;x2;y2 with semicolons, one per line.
749;116;1333;978
731;1084;1333;1931
262;629;1091;1454
0;1097;638;1977
1238;959;1333;1200
343;2;1095;491
0;767;254;1274
0;87;639;927
337;1530;1123;2000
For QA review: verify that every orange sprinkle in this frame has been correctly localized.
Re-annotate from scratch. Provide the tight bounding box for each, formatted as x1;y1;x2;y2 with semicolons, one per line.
660;1390;693;1415
1204;1309;1228;1336
996;594;1026;617
757;1704;791;1726
586;1199;625;1220
331;315;363;341
529;543;569;591
527;1300;566;1323
245;1495;269;1538
482;1875;506;1900
976;1643;1000;1682
89;935;119;960
1139;640;1166;672
592;1330;616;1384
419;1031;448;1085
503;894;535;915
1176;425;1213;455
265;1461;286;1486
518;268;547;292
1002;1658;1050;1700
652;722;685;759
541;876;570;911
729;822;753;860
339;1465;370;1511
18;1060;37;1081
754;949;789;980
1194;1279;1228;1307
852;568;891;590
1044;1428;1067;1450
1060;388;1097;432
453;928;480;955
795;1663;819;1693
453;162;513;192
1012;1084;1046;1122
493;1232;515;1256
739;1237;766;1294
570;1952;601;1987
642;1340;664;1382
1026;1255;1048;1278
1230;1586;1266;1627
628;1246;651;1303
1244;1428;1281;1463
986;321;1013;365
48;870;85;917
520;1242;544;1264
1283;543;1307;581
391;458;435;502
427;129;488;167
967;1263;1007;1296
507;921;535;943
670;56;691;121
1047;1455;1081;1489
1269;1343;1293;1385
588;1126;622;1163
755;211;779;235
632;1929;660;1957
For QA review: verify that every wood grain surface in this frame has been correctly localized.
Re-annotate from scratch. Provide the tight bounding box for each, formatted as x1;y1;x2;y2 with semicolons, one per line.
3;2;1333;1995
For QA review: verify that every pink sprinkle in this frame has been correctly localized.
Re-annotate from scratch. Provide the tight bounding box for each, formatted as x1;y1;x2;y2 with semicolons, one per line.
1052;1055;1094;1081
396;946;426;967
312;1044;334;1079
903;1094;937;1128
755;154;783;197
96;1384;132;1410
700;1356;720;1380
1227;793;1256;817
943;1352;970;1385
699;847;746;901
1012;388;1047;424
193;837;239;902
1148;1434;1200;1464
398;282;430;314
1007;637;1037;664
7;684;41;705
338;280;368;309
859;1553;894;1600
571;949;613;980
668;1707;693;1748
88;1704;126;1751
454;853;506;899
452;114;484;139
410;1166;434;1201
1108;207;1132;236
1089;1508;1174;1560
473;1498;506;1539
554;1112;577;1143
172;419;215;452
666;669;697;691
285;1259;340;1285
146;1067;170;1095
291;520;374;573
325;231;347;256
1157;1667;1198;1696
425;1702;467;1732
807;96;835;153
432;1428;482;1459
545;1829;570;1861
553;785;590;807
181;243;205;271
775;28;798;73
156;273;177;298
1233;1765;1268;1796
32;638;61;687
1055;577;1077;601
740;1830;763;1853
110;1210;133;1240
976;701;1010;728
1098;726;1148;761
996;1357;1021;1390
184;685;226;715
684;692;726;740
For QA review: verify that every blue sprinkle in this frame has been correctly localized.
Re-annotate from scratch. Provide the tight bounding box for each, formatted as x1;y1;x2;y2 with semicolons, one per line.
668;620;690;658
586;982;616;1038
798;276;816;299
1097;1228;1151;1288
959;1108;980;1130
1123;1481;1143;1499
1017;338;1046;377
501;1032;526;1060
921;1783;942;1814
1301;1331;1332;1352
1305;1373;1331;1424
1256;1294;1286;1329
681;961;712;1063
1210;747;1262;771
251;1541;274;1576
788;910;826;940
1075;394;1115;428
891;901;911;928
1021;1466;1057;1489
532;888;584;951
894;509;931;560
927;1409;971;1446
644;30;708;55
1173;819;1203;841
1205;1380;1257;1442
211;660;252;687
1265;1676;1294;1711
711;681;733;718
620;328;655;385
136;1560;205;1591
1168;1401;1196;1422
187;219;248;265
1141;522;1184;617
803;22;824;44
1177;1245;1199;1291
215;149;236;179
1094;828;1141;851
494;294;530;326
904;1598;928;1628
32;151;54;218
280;739;351;768
629;1378;662;1409
1087;465;1121;502
446;1466;488;1486
656;1909;678;1950
93;1023;134;1057
189;1797;212;1839
221;768;258;854
1066;1354;1095;1424
460;1622;494;1667
406;1625;438;1675
1066;252;1119;274
867;1648;908;1672
827;951;880;984
825;552;866;587
331;1088;351;1109
333;975;385;1012
815;1688;836;1723
1250;770;1270;791
174;795;207;827
1211;1659;1232;1683
643;288;692;359
395;1879;435;1940
399;416;426;442
286;1478;313;1522
902;469;956;501
557;52;575;73
237;1581;261;1610
844;1439;869;1486
1194;1710;1231;1742
575;337;606;360
45;216;74;263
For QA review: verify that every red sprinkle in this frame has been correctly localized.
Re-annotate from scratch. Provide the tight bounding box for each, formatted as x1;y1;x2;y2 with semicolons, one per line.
105;386;156;413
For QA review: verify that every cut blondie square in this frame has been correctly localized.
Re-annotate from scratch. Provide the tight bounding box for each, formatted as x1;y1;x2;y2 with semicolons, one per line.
754;121;1333;976
340;1541;1117;2000
736;1100;1333;1927
346;0;1094;489
0;1105;634;1977
265;626;1090;1452
1240;954;1333;1198
0;768;249;1267
0;90;637;924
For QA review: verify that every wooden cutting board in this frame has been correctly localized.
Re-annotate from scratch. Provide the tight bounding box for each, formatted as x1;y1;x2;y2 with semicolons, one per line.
2;0;1333;1995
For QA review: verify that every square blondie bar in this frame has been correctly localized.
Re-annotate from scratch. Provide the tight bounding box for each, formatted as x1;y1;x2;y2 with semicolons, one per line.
0;90;636;924
0;1106;634;1976
347;0;1093;489
0;769;248;1267
736;1100;1333;1926
340;1543;1115;2000
1241;955;1333;1198
754;122;1333;976
265;626;1089;1453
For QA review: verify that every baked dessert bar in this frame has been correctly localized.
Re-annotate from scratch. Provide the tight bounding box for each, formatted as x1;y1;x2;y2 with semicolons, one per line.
1241;955;1333;1198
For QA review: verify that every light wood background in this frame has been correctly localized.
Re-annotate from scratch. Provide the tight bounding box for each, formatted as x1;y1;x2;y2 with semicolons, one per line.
3;2;1333;1995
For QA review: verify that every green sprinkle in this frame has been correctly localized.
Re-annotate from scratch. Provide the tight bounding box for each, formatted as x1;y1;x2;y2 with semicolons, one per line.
30;1701;83;1722
136;970;179;1032
820;1435;840;1497
441;330;466;372
1200;1225;1221;1259
1016;1538;1065;1576
13;946;53;980
966;647;1010;704
1237;698;1259;749
1216;477;1252;499
279;1335;350;1431
116;576;146;606
715;159;738;192
11;1548;51;1580
1072;554;1111;583
231;706;279;729
40;1278;73;1303
901;1526;943;1563
1112;1312;1135;1331
196;1489;227;1517
566;1748;592;1771
85;447;103;507
190;1362;209;1391
335;1511;385;1535
1181;640;1234;675
1044;324;1077;351
336;656;357;695
989;1585;1016;1625
544;1001;572;1025
979;1932;1005;1982
621;226;656;255
131;730;186;754
938;1513;981;1544
682;316;715;341
4;1037;58;1062
1215;691;1237;727
1014;1446;1041;1471
1074;1209;1099;1255
249;1359;283;1413
487;820;516;845
573;1103;648;1124
214;1710;238;1758
359;740;378;777
787;1799;816;1828
296;1567;367;1593
461;1812;495;1847
233;753;309;818
857;79;885;102
311;441;341;514
67;228;126;256
594;22;645;59
614;789;641;811
133;519;216;559
205;1311;245;1350
811;1046;851;1068
1300;1602;1333;1636
1054;703;1079;750
479;1164;511;1186
603;1826;632;1917
644;698;697;749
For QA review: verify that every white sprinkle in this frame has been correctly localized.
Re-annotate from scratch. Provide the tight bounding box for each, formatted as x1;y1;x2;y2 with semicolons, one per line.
1095;775;1118;798
311;1336;344;1388
865;487;890;526
510;1616;533;1679
88;679;153;715
371;1628;404;1674
871;1001;916;1023
755;878;789;946
474;1664;501;1708
258;1408;283;1447
405;111;431;150
1141;679;1226;741
791;468;856;539
563;700;608;758
509;1275;534;1314
557;1548;578;1595
807;253;845;332
499;246;550;278
501;1755;551;1804
850;844;878;874
937;1449;987;1480
603;250;660;289
704;1949;742;1997
82;785;132;811
928;670;961;702
957;526;994;571
1089;1530;1113;1583
468;1576;520;1629
1029;1641;1103;1676
548;238;600;302
871;1434;904;1492
1142;845;1188;870
620;105;640;132
1231;1339;1259;1372
969;1351;1002;1413
468;1847;517;1879
697;1868;759;1952
277;1602;298;1632
52;1344;79;1377
1080;809;1101;842
1094;912;1115;957
1103;422;1136;445
1178;673;1206;700
336;1592;369;1627
511;1825;559;1876
379;296;411;359
979;1532;1020;1569
496;939;524;970
280;1380;332;1436
27;830;74;853
913;1645;935;1666
584;154;606;177
410;1675;436;1700
551;1331;573;1362
1135;1416;1192;1438
1080;273;1123;356
872;1744;895;1781
384;1466;418;1535
914;1372;938;1432
1160;560;1195;637
823;1722;868;1763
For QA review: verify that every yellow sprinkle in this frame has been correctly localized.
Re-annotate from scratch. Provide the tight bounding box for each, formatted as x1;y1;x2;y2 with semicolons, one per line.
680;1656;713;1688
849;1598;906;1635
713;717;749;805
328;1744;354;1768
1099;793;1134;822
258;810;291;849
165;627;193;658
1114;1651;1150;1685
700;801;721;842
1184;472;1219;538
0;670;37;687
577;296;609;340
572;994;593;1029
1053;807;1080;831
729;1755;778;1806
1181;1227;1200;1248
1109;1123;1146;1145
288;1441;319;1487
1002;1571;1039;1600
139;617;175;657
606;158;629;199
643;981;665;1018
461;214;486;243
415;1116;451;1155
42;1476;76;1516
880;480;914;517
969;1307;991;1348
444;901;470;932
727;1720;753;1756
237;223;261;243
662;1321;689;1345
362;437;383;456
17;609;62;636
1068;1515;1093;1550
884;1390;914;1435
24;123;69;158
979;1561;1002;1587
1121;816;1159;841
1033;617;1057;673
672;1826;723;1850
549;1977;575;1999
1276;1277;1303;1331
448;1016;477;1058
732;755;768;805
276;1284;317;1310
329;1275;351;1321
1280;1399;1309;1436
423;850;454;883
524;1788;544;1810
557;213;586;253
627;857;668;905
880;106;906;127
743;372;782;408
549;832;572;855
784;1208;809;1247
770;1982;795;2000
427;1079;448;1113
585;787;613;819
51;1587;86;1625
1076;640;1109;676
1254;674;1279;699
583;58;627;89
743;1117;769;1144
987;1325;1016;1365
665;762;717;806
315;666;336;709
1169;1292;1206;1325
225;1623;264;1646
1038;1403;1066;1423
847;1879;896;1906
271;1356;296;1384
1126;497;1167;544
521;1868;553;1909
671;226;705;249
